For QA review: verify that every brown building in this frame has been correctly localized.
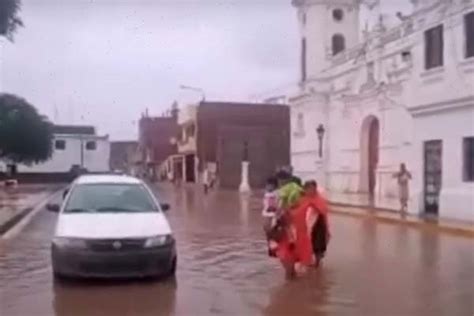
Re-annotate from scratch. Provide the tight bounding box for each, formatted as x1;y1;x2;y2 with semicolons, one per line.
109;141;138;174
175;101;290;189
138;106;179;179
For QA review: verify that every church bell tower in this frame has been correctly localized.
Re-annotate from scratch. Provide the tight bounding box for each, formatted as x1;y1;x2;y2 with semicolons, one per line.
293;0;361;82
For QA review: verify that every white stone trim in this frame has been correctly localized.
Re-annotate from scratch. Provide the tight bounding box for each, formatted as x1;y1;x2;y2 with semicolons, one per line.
409;96;474;116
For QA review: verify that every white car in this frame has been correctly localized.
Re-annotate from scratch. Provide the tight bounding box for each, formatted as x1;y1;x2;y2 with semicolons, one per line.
48;174;176;279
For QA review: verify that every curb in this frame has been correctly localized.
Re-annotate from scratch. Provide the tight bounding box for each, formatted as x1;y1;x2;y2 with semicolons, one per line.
329;201;397;213
0;188;64;240
329;204;474;238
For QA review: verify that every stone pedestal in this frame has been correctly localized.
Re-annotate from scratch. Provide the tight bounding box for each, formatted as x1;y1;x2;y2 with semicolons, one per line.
239;161;251;193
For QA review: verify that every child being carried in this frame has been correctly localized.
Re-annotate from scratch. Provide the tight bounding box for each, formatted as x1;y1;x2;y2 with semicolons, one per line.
262;177;280;257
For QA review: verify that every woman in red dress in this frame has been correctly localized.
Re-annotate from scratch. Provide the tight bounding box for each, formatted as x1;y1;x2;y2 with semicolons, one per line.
275;180;330;278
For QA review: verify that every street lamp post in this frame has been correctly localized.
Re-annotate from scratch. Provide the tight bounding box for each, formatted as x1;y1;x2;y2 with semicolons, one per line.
316;124;325;158
179;85;206;101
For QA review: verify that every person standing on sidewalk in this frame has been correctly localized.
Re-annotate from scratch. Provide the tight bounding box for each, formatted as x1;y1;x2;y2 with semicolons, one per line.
393;163;412;213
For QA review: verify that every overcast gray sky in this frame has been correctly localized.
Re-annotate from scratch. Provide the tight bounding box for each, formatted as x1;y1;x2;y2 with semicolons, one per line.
0;0;410;140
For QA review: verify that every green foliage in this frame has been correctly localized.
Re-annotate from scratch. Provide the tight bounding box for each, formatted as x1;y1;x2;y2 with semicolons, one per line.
0;94;53;164
0;0;23;41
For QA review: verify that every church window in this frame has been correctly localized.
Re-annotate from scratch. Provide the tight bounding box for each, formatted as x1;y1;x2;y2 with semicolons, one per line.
295;113;305;136
464;11;474;58
463;137;474;182
424;24;444;69
332;34;345;56
333;9;344;22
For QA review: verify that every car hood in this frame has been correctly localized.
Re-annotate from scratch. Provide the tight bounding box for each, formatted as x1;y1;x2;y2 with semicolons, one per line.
55;213;172;239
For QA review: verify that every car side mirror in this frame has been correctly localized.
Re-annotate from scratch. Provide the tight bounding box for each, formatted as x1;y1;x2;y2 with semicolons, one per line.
47;203;60;213
160;203;170;212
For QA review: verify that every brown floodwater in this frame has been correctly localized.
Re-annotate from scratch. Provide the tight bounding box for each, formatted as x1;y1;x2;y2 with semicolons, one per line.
1;184;473;316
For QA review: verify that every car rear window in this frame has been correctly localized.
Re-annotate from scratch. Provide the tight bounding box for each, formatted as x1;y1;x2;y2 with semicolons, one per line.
64;183;158;213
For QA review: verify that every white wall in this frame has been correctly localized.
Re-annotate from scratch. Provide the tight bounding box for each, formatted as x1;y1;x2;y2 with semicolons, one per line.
177;105;197;154
405;2;474;110
411;103;474;221
290;93;327;184
18;135;110;173
290;0;474;220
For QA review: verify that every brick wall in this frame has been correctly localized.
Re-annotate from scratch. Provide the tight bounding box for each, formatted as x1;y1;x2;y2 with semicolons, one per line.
138;117;178;165
196;102;290;188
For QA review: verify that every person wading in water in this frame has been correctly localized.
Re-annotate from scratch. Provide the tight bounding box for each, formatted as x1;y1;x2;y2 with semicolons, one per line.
302;180;331;268
270;170;304;278
262;177;280;257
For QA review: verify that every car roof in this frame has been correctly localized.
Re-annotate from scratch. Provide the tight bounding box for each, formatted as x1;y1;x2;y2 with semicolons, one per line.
75;174;143;185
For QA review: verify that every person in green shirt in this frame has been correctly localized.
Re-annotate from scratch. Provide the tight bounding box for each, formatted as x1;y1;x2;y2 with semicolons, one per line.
277;170;303;210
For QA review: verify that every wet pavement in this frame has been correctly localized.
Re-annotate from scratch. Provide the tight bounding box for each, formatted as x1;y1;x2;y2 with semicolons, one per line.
0;183;473;316
0;185;61;231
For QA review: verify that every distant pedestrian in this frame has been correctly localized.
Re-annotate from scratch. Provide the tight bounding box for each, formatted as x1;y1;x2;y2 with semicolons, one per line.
203;168;210;194
209;170;217;189
393;163;412;213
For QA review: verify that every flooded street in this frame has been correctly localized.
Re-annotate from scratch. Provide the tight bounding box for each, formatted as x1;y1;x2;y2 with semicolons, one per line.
1;184;473;316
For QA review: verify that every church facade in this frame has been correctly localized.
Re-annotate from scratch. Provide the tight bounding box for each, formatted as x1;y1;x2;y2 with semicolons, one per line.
289;0;474;220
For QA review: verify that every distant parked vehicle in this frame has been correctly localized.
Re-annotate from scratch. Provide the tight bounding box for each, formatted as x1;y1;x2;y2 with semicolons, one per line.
48;174;176;280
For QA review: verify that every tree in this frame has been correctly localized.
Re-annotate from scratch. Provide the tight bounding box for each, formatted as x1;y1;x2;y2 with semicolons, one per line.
0;0;23;41
0;94;53;165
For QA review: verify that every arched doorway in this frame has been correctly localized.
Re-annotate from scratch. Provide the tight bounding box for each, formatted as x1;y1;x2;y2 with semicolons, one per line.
359;115;380;197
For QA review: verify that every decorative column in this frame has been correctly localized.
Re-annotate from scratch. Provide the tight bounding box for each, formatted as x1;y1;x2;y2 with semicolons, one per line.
239;141;251;193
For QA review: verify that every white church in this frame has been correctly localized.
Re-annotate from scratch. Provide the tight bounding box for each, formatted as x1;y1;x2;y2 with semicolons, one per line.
287;0;474;221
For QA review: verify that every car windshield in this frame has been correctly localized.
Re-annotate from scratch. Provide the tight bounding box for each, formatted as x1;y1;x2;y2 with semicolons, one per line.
63;183;158;213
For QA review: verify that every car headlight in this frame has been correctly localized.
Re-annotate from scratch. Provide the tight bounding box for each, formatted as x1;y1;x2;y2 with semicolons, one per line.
52;237;87;249
144;235;173;248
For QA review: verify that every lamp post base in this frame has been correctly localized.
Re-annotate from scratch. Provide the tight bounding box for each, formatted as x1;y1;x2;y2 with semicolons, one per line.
239;161;251;193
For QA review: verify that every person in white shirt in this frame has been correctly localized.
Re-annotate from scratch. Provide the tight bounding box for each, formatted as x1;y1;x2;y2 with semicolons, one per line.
262;177;280;257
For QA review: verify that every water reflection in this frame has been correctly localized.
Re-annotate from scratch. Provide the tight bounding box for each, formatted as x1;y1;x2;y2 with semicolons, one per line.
238;192;250;227
264;268;333;316
52;279;177;316
1;184;474;316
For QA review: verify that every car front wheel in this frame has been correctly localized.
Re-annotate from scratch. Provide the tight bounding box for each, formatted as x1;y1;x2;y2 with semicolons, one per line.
53;270;68;282
167;257;177;277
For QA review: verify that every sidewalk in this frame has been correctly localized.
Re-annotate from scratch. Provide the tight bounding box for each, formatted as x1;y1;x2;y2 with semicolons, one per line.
326;191;474;237
0;184;63;235
326;191;400;211
157;182;474;237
